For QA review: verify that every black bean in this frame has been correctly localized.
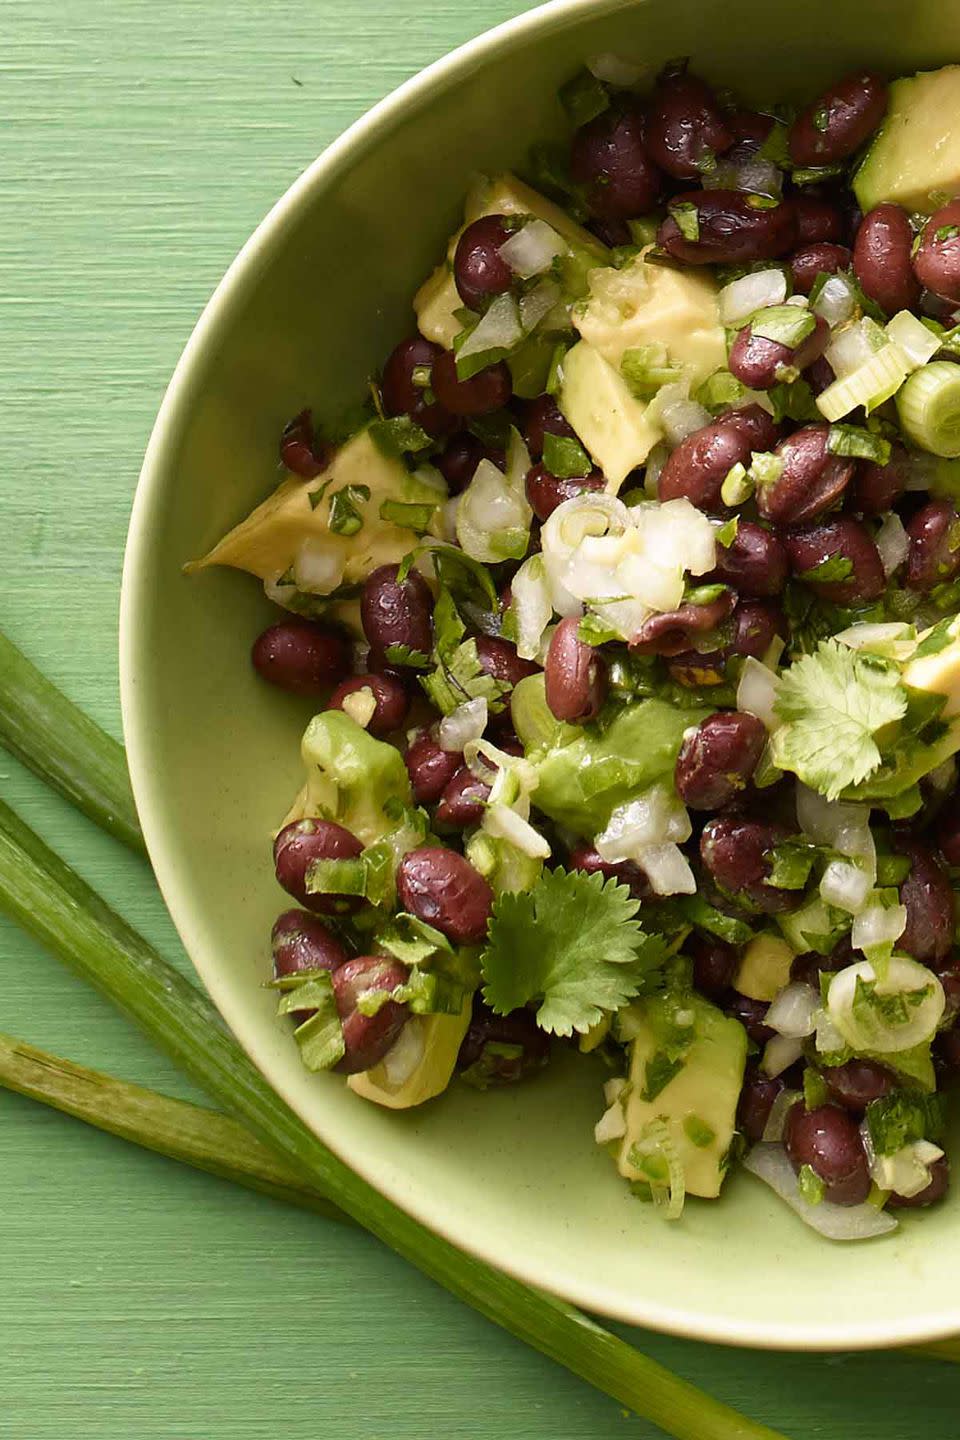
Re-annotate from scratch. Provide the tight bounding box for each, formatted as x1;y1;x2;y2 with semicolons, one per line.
430;349;512;418
644;68;733;179
435;433;500;494
914;199;960;303
475;635;539;691
822;1059;895;1113
381;336;455;439
905;499;960;593
331;956;410;1074
675;711;767;810
657;406;773;511
273;818;363;914
629;592;735;657
404;731;462;805
728;315;829;391
434;766;491;829
738;1063;789;1141
783;1102;871;1205
726;991;775;1043
728;598;787;660
700;817;798;913
522;394;576;458
792;195;845;246
853;203;920;314
657;190;796;265
360;563;434;662
757;424;854;525
569;103;662;221
887;1157;950;1209
690;935;739;997
544;616;606;721
327;673;409;736
784;518;885;604
453;214;515;312
525;462;605;521
897;837;955;967
937;794;960;866
566;844;651;900
710;521;788;597
279;408;333;478
396;846;493;944
850;444;909;515
789;242;852;295
788;72;887;167
457;995;550;1086
251;620;350;696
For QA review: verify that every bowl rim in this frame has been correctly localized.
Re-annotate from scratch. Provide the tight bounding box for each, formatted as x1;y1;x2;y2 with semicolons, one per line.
121;0;960;1351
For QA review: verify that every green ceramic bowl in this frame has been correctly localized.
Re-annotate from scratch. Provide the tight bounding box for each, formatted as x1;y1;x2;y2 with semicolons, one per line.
122;0;960;1350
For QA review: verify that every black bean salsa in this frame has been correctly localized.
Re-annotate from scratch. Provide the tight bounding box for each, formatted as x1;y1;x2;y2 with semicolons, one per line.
192;58;960;1234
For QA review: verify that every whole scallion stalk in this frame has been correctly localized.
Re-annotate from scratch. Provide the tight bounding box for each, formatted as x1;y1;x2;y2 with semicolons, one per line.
0;795;787;1440
0;633;144;853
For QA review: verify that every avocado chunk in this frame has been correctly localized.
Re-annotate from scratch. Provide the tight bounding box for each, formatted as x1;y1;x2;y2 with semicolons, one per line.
414;172;608;348
347;999;472;1109
854;66;960;214
284;710;413;846
734;934;795;1001
532;698;711;837
575;248;725;387
559;341;664;489
616;992;748;1199
188;428;442;611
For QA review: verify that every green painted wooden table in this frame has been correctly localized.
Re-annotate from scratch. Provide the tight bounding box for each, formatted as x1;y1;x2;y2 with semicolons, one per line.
1;4;958;1435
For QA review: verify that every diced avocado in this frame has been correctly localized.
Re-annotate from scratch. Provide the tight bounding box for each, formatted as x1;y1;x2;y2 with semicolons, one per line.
347;999;472;1109
902;616;960;717
559;340;663;489
187;428;442;604
734;934;795;1001
532;698;711;837
285;710;412;846
575;248;726;387
854;66;960;214
616;992;747;1199
776;895;844;956
511;672;582;753
414;171;607;347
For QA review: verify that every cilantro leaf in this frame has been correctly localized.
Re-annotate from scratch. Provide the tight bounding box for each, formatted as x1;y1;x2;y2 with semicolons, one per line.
770;639;908;800
480;868;667;1036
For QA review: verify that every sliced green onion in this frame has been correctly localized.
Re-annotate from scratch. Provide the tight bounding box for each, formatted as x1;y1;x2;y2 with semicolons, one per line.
0;797;790;1440
885;310;941;368
816;344;911;422
826;424;891;464
897;362;960;457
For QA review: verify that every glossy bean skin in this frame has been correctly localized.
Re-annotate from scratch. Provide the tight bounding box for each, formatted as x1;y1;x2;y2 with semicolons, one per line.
431;349;512;418
792;195;845;246
689;935;738;998
279;408;332;478
545;616;607;721
822;1059;895;1113
675;710;767;810
630;591;735;657
728;314;829;391
522;394;576;458
725;403;780;452
853;203;920;314
457;996;550;1087
725;109;774;145
710;521;789;598
789;242;852;295
251;620;350;697
738;1064;789;1142
434;766;491;829
657;190;796;266
805;354;836;396
525;463;605;521
453;215;515;312
658;405;774;511
644;68;733;179
784;519;885;604
783;1102;871;1205
700;817;798;913
360;563;434;663
897;838;955;967
326;673;409;736
567;844;652;900
569;103;662;220
272;909;350;978
273;819;363;914
729;599;787;660
937;794;960;866
435;433;496;494
404;731;462;805
850;444;909;515
381;336;455;439
396;846;493;944
905;499;960;592
475;635;539;691
914;199;960;302
726;992;775;1043
331;956;410;1075
887;1156;950;1208
757;424;854;525
788;72;887;167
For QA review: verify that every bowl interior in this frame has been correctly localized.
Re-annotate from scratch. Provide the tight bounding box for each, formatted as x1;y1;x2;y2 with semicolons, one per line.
123;0;960;1348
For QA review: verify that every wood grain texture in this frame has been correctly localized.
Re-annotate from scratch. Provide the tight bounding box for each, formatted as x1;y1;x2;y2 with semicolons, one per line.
1;2;959;1436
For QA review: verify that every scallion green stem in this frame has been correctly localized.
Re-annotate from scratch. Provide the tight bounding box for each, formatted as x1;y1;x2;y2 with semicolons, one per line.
0;795;787;1440
0;1032;349;1225
896;361;960;458
0;633;144;853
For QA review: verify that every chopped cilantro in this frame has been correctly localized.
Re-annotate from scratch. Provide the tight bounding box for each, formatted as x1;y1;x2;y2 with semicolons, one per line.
677;894;755;946
715;515;740;548
796;554;854;585
273;970;345;1071
542;431;592;479
766;839;819;890
481;868;667;1036
694;370;748;412
383;642;430;669
797;1164;826;1205
683;1114;716;1149
558;67;610;128
771;639;908;800
669;200;700;242
327;484;370;537
420;588;510;716
827;423;892;465
368;415;434;458
379;498;437;534
641;1051;685;1101
865;1091;944;1157
767;378;820;424
750;305;817;349
803;1068;829;1110
620;344;684;400
578;613;622;646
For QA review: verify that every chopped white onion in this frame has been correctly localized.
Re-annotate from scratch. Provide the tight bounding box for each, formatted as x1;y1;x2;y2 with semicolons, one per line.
457;292;522;362
825;320;876;380
761;1088;802;1143
381;1018;426;1086
483;804;551;858
737;656;781;730
594;1099;627;1145
440;494;460;542
785;293;810;309
814;1009;847;1054
706;150;783;199
595;785;692;860
718;269;787;326
541;492;630;616
456;458;532;563
816;342;910;422
743;1143;898;1240
519;278;562;333
659;396;712;446
871;1139;944;1198
766;982;820;1039
510;554;553;661
292;539;345;595
340;687;377;730
885;310;941;368
439;696;488;752
827;956;945;1053
635;843;697;896
761;1034;805;1077
927;755;958;793
604;1077;627;1106
850;899;908;956
587;52;645;84
820;859;873;915
795;783;869;851
834;621;917;662
643;442;669;498
812;274;857;329
875;512;910;576
499;219;566;279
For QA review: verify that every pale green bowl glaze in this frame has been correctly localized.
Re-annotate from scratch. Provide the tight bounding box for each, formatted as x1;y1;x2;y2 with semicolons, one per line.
122;0;960;1349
